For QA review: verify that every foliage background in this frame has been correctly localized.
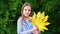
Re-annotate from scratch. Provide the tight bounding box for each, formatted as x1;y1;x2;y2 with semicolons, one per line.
0;0;60;34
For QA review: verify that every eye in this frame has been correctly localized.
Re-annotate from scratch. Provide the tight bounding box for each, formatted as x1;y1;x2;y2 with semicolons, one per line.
25;9;27;11
28;10;31;11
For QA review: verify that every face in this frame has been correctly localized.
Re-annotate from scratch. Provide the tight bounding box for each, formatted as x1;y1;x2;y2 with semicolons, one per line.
22;6;31;17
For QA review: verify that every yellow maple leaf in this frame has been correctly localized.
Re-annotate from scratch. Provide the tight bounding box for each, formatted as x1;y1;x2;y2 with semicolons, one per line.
31;12;50;32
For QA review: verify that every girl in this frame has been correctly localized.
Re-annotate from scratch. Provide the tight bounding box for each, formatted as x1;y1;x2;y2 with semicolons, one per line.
17;2;40;34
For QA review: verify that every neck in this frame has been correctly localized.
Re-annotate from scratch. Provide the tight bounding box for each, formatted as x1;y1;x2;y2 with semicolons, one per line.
21;15;31;21
22;15;28;20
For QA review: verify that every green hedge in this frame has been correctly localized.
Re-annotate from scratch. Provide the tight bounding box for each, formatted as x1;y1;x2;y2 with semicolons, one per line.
0;0;60;34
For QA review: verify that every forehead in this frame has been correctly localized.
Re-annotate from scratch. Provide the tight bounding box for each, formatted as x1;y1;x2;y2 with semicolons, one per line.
24;6;31;10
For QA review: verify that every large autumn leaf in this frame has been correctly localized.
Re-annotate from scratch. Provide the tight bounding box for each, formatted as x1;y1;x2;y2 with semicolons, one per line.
30;12;50;32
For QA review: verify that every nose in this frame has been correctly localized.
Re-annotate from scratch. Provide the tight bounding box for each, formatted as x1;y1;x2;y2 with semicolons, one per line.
26;10;29;12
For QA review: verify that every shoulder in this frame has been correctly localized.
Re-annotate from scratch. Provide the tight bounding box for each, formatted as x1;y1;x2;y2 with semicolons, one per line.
28;17;32;22
17;17;22;24
18;17;22;21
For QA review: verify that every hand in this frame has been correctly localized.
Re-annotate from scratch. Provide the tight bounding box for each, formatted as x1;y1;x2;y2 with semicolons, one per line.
31;26;38;33
33;31;40;34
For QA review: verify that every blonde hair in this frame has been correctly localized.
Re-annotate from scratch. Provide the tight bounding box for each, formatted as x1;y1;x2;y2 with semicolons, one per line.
21;2;32;26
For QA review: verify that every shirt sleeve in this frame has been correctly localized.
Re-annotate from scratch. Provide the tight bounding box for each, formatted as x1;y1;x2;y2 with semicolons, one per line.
17;18;32;34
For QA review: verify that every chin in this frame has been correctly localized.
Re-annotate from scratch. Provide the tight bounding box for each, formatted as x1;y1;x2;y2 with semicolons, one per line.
25;15;29;17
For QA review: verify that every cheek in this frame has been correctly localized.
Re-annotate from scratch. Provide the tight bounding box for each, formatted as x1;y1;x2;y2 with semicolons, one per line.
23;10;26;14
28;11;31;15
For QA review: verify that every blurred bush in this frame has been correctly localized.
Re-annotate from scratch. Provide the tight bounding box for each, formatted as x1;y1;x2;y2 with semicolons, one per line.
0;0;60;34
